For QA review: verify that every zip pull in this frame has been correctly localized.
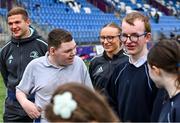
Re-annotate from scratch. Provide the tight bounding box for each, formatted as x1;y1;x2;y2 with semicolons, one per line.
17;42;19;47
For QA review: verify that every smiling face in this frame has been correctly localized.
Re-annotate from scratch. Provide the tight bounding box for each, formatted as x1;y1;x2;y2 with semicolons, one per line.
8;14;30;39
121;19;151;58
51;40;77;66
100;26;121;55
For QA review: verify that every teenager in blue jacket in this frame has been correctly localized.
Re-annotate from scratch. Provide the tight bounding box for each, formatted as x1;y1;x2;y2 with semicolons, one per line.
105;11;163;122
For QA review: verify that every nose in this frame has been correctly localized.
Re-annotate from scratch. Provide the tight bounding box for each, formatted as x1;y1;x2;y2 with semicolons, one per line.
126;36;131;43
11;23;17;29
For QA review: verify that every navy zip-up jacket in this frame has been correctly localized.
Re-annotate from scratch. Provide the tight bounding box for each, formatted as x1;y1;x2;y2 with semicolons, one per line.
0;27;47;120
158;93;180;122
105;62;158;122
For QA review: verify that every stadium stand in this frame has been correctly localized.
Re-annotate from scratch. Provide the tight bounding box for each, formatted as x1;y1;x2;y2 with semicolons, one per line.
1;0;179;43
0;8;7;16
0;0;179;58
18;0;120;44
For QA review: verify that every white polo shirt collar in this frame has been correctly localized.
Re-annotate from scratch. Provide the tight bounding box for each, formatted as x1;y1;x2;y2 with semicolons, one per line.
129;53;147;67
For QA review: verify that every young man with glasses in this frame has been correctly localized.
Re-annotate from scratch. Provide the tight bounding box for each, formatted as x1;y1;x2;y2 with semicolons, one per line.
89;22;128;93
105;12;163;122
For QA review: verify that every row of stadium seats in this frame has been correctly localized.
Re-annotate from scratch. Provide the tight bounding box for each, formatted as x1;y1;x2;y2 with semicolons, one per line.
19;0;120;43
0;8;7;16
104;0;180;33
1;0;178;43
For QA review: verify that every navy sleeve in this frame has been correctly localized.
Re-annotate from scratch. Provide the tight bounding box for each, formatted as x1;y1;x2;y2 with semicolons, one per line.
151;89;167;122
0;49;8;87
172;106;180;122
88;59;95;84
175;108;180;121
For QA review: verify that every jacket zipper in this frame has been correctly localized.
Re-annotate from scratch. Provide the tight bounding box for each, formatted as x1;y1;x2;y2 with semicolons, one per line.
17;42;19;47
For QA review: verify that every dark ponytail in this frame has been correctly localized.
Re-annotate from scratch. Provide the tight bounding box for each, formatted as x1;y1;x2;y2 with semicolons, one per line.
148;39;180;87
178;63;180;86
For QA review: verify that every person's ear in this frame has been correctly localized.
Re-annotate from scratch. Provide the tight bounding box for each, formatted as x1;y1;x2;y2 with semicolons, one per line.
25;18;31;26
152;65;160;75
49;47;56;56
145;32;151;43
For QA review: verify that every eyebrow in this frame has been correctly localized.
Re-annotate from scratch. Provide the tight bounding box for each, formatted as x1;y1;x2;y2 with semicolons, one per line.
122;32;141;35
8;20;21;24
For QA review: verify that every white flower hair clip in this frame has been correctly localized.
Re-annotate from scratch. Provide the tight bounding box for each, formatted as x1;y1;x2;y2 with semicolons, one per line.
53;91;77;119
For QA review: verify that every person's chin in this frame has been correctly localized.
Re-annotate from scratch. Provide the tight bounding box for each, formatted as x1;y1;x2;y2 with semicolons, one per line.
67;60;74;65
13;34;21;39
104;48;112;52
126;50;135;55
68;62;73;65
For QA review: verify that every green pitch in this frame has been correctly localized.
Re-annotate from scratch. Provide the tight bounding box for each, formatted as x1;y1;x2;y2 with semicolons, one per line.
0;75;6;121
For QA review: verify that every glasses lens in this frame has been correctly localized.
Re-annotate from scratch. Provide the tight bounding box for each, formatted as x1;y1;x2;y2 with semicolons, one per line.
130;35;138;42
106;36;114;42
99;36;117;42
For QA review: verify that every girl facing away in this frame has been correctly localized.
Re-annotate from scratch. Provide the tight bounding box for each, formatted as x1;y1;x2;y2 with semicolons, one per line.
45;83;119;122
147;39;180;122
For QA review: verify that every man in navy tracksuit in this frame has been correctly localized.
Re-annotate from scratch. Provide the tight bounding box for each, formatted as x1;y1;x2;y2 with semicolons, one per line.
0;7;47;122
105;12;163;122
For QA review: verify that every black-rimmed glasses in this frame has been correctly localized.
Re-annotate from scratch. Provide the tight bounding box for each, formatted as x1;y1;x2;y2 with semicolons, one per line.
99;35;120;43
120;32;147;42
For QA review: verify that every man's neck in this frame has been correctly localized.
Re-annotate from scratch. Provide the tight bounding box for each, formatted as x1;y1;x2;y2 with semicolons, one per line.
130;48;148;63
48;55;57;66
48;55;64;68
163;73;180;98
19;28;32;39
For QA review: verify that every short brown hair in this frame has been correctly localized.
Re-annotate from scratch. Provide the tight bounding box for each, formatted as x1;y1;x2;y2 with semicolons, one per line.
45;83;119;122
7;6;28;20
47;28;73;50
123;11;151;33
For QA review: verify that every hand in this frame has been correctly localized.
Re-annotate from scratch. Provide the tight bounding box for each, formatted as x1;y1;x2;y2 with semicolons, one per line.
21;100;41;119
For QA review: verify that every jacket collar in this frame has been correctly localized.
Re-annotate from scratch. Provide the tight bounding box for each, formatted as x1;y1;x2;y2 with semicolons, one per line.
103;49;125;60
44;52;65;69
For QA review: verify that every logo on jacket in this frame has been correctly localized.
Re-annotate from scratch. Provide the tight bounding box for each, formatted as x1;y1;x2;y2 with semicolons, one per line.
8;55;13;64
95;66;103;75
30;51;39;59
